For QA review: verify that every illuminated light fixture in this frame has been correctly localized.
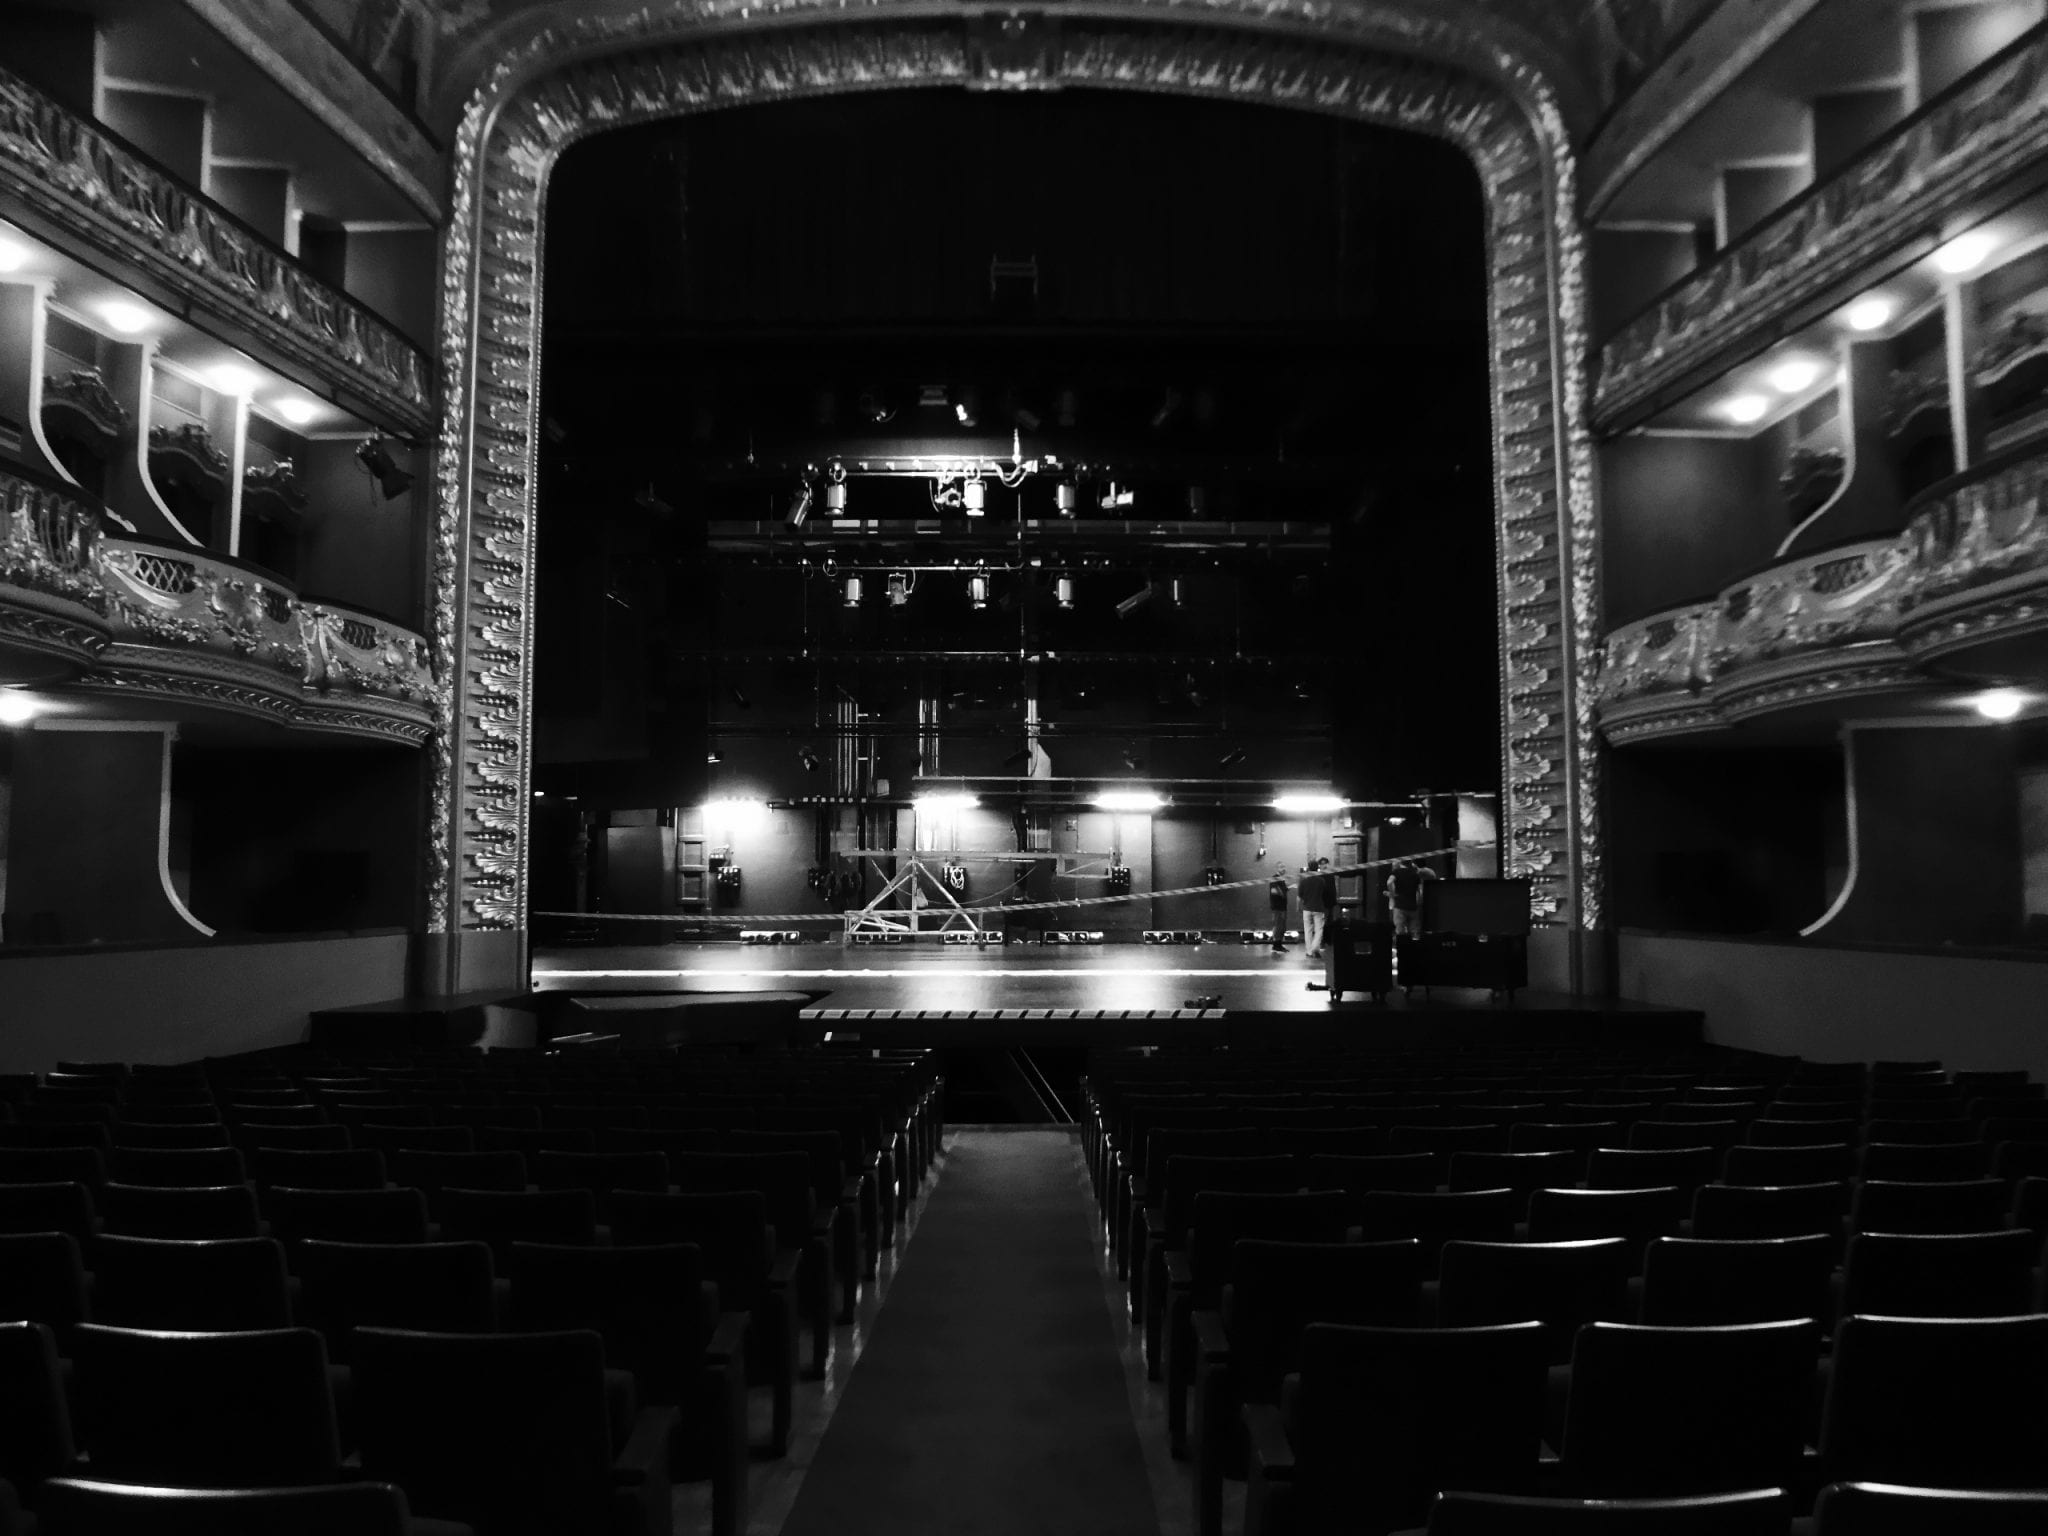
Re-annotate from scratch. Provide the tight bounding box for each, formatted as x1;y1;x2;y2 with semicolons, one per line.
1219;748;1247;768
1766;356;1825;394
705;797;769;823
0;691;42;725
962;478;986;516
1722;393;1770;425
1845;295;1894;332
1054;575;1074;610
825;480;849;514
1115;583;1154;619
100;300;151;334
842;575;863;608
274;398;318;426
1094;790;1165;811
208;363;258;396
785;481;813;528
914;792;980;810
1935;229;1999;274
887;573;910;607
1054;482;1077;517
0;235;27;273
1167;578;1186;609
1273;793;1347;813
967;573;990;609
1973;687;2026;721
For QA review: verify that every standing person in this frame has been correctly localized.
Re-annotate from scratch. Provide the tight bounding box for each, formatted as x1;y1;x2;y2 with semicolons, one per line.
1384;858;1435;938
1267;865;1291;954
1300;857;1336;958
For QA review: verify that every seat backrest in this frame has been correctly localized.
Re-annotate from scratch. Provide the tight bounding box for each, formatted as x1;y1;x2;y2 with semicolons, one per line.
1849;1179;2010;1235
250;1148;385;1192
350;1124;474;1156
91;1235;291;1330
104;1147;245;1188
1823;1314;2048;1488
1427;1488;1792;1534
0;1232;88;1343
1639;1235;1834;1329
1525;1186;1687;1257
39;1478;415;1536
606;1190;772;1308
0;1146;106;1187
667;1152;815;1247
265;1187;431;1248
1724;1143;1856;1185
110;1122;228;1150
1448;1150;1580;1197
351;1327;616;1535
532;1151;670;1217
1586;1147;1718;1193
0;1181;96;1244
386;1149;525;1215
1859;1141;1989;1182
296;1240;496;1362
1841;1229;2039;1319
1224;1239;1424;1401
509;1241;708;1404
1811;1481;2048;1536
1746;1118;1860;1147
1186;1191;1350;1294
1290;1321;1549;1534
1631;1120;1742;1153
0;1319;76;1498
437;1186;597;1263
70;1325;340;1488
98;1182;260;1240
1563;1319;1817;1497
1356;1188;1520;1260
1438;1239;1631;1363
1304;1151;1438;1195
1690;1181;1850;1242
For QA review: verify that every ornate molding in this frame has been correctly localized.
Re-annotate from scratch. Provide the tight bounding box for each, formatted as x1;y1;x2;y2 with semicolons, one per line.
428;10;1599;944
242;458;310;520
2;465;107;614
0;64;432;436
1594;25;2048;430
41;367;132;456
1897;439;2048;660
303;600;437;705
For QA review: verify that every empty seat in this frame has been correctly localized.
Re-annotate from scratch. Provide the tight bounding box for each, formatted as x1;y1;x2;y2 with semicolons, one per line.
70;1324;341;1487
297;1241;498;1363
1304;1151;1438;1196
251;1148;387;1192
1631;1121;1742;1154
0;1147;106;1188
1355;1188;1519;1263
387;1150;526;1218
39;1477;464;1536
1561;1320;1816;1498
1587;1147;1719;1194
1865;1117;1977;1145
1849;1179;2010;1235
91;1235;291;1330
1840;1230;2040;1319
1822;1314;2048;1488
1691;1182;1849;1249
1525;1186;1687;1272
1506;1122;1622;1179
533;1151;670;1222
1746;1118;1860;1148
104;1147;245;1188
0;1122;111;1150
1640;1235;1835;1331
351;1328;674;1536
437;1186;597;1266
1859;1141;1988;1182
0;1181;95;1245
98;1181;261;1240
0;1233;88;1346
350;1125;474;1156
1811;1481;2048;1535
0;1322;75;1512
1427;1488;1792;1534
1723;1143;1856;1185
109;1123;229;1150
1447;1150;1580;1210
1438;1239;1631;1363
230;1122;352;1154
266;1187;432;1248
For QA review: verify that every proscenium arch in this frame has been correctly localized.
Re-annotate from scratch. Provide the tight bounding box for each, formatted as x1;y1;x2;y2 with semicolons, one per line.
426;6;1602;991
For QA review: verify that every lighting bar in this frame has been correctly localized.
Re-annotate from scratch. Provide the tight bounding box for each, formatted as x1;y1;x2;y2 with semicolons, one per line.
913;793;980;810
1272;794;1346;813
1093;791;1165;811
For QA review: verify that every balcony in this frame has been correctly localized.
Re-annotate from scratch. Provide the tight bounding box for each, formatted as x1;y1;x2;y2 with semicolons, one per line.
1597;437;2048;742
0;465;110;684
1595;23;2048;431
0;66;431;435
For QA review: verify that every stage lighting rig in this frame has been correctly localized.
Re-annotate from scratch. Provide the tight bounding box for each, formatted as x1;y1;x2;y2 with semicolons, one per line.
842;575;863;608
962;475;986;516
824;459;848;514
1054;575;1074;610
354;438;414;500
786;479;815;528
967;573;991;610
1054;482;1077;517
887;573;912;607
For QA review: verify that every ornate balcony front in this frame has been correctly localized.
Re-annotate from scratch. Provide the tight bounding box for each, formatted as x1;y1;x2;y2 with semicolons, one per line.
0;464;111;684
1595;24;2048;431
1599;438;2048;741
0;66;431;436
301;601;436;741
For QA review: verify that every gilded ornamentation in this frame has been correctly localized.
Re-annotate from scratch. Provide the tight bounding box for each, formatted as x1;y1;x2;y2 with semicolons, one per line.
42;368;133;446
0;65;432;435
243;459;310;516
427;7;1599;940
303;600;437;704
1595;28;2048;429
0;466;111;674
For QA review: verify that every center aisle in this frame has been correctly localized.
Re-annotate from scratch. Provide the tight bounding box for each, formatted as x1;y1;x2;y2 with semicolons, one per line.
778;1128;1161;1536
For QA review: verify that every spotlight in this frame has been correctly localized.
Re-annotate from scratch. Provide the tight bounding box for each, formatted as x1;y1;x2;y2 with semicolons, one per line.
825;481;849;514
843;575;863;608
1115;584;1154;619
1845;295;1894;332
1094;790;1164;811
0;235;27;273
785;480;814;528
274;398;319;426
962;478;986;516
1219;748;1246;768
1055;482;1077;517
1721;394;1770;425
208;363;258;396
1054;575;1074;610
887;573;911;607
1973;687;2026;721
99;300;151;334
1273;794;1346;813
1766;356;1824;394
354;438;414;500
967;574;990;609
0;691;43;725
914;793;979;810
798;747;823;772
1935;229;1999;274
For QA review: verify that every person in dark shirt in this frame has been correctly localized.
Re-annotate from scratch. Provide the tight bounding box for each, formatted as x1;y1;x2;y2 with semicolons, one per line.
1300;858;1336;958
1268;866;1291;953
1385;860;1436;937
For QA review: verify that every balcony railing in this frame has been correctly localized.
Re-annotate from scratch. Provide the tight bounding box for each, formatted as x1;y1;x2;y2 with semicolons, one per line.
302;600;435;705
1595;23;2048;428
0;66;431;434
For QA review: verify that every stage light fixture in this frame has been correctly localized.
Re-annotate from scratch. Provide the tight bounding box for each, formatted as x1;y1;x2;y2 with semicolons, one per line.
1219;748;1246;768
825;481;849;514
1273;793;1346;813
887;573;911;607
967;574;990;609
1721;393;1769;425
953;386;980;428
1054;575;1074;610
0;235;29;273
1055;482;1077;517
962;478;986;515
1973;687;2026;720
705;797;769;823
1766;356;1824;394
842;575;863;608
914;792;980;810
1936;229;1999;273
785;480;814;528
1845;295;1894;332
100;300;151;334
1167;578;1185;609
354;438;415;500
798;747;823;772
1094;790;1165;811
1115;583;1154;619
0;690;43;725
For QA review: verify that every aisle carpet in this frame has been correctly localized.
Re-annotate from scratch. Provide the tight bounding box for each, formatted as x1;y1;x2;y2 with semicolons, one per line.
778;1129;1160;1536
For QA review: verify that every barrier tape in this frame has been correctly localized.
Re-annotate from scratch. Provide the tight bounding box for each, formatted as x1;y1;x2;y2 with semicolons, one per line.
535;844;1492;927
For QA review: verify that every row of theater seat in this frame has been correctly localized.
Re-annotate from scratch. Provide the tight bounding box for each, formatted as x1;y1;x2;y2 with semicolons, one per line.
1083;1045;2048;1535
0;1044;944;1536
